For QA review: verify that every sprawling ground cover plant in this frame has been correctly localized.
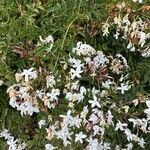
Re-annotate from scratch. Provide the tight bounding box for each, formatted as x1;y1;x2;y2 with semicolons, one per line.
0;0;150;149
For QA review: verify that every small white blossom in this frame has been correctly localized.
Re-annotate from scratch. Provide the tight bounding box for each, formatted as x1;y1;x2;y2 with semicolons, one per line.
46;75;56;88
102;22;110;36
132;0;143;3
69;68;83;79
7;137;18;150
19;101;39;116
69;58;84;70
144;100;150;117
124;129;133;141
102;79;112;89
126;143;133;150
117;83;130;94
115;120;127;131
47;88;60;101
86;138;100;150
38;120;46;129
138;138;145;148
21;68;37;82
0;80;4;86
45;143;57;150
75;132;87;143
93;125;102;136
89;96;101;108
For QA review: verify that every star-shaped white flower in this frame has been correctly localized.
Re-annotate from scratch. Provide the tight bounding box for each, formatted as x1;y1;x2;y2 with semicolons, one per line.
144;100;150;114
69;58;84;70
75;132;87;143
47;88;60;101
115;120;127;131
89;96;101;108
21;68;37;82
69;68;83;79
7;137;18;150
45;143;57;150
117;83;130;94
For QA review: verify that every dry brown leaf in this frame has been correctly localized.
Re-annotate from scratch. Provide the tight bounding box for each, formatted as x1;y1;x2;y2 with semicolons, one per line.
140;5;150;12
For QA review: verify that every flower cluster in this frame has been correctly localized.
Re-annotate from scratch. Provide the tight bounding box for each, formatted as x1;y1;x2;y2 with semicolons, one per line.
0;129;27;150
7;41;149;149
7;68;39;116
102;2;150;57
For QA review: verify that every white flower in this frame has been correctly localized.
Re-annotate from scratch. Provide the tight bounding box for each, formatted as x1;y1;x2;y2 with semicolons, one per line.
138;138;145;148
133;0;143;3
69;58;84;70
56;127;72;147
36;90;45;99
102;142;111;150
68;102;74;108
21;68;37;82
130;46;136;52
38;120;46;129
91;87;99;96
76;93;85;103
66;92;73;101
102;22;110;36
142;46;150;57
102;79;112;89
47;88;60;101
127;41;133;49
7;137;18;150
73;42;96;56
9;98;19;108
93;125;102;136
122;14;130;26
59;110;73;126
114;31;120;39
80;106;89;119
128;118;137;128
70;116;82;128
19;101;39;116
144;100;150;116
86;138;99;150
117;83;130;94
138;31;147;47
0;80;4;86
88;113;99;124
39;35;54;44
123;105;129;113
132;99;139;106
0;129;12;140
46;75;56;88
71;81;79;90
93;51;109;67
80;86;86;95
17;142;27;150
124;129;133;141
89;96;101;108
45;143;57;150
69;68;83;79
38;35;54;51
75;132;87;143
115;120;127;131
107;110;114;125
126;143;133;150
